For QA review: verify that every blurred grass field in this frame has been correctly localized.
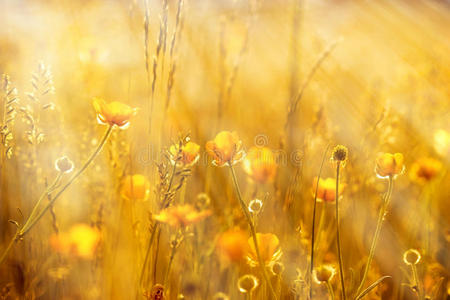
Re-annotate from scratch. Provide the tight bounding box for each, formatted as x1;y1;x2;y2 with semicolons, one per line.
0;0;449;299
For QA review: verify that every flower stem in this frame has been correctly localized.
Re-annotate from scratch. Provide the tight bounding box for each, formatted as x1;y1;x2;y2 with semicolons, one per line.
355;176;393;298
411;264;423;300
163;231;183;292
326;281;335;300
229;164;278;300
310;144;329;299
335;162;346;300
0;125;113;266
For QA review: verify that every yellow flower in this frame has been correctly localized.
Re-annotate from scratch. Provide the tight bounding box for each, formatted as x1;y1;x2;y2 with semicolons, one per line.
216;228;249;263
206;131;244;166
50;224;100;259
246;233;282;267
312;177;345;203
153;204;211;228
93;97;137;128
169;141;201;166
375;152;405;179
120;174;150;201
409;157;442;184
243;147;277;184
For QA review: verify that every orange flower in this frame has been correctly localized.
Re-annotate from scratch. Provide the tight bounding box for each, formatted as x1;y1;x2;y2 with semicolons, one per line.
206;131;244;166
170;141;201;166
216;228;249;263
312;177;345;203
153;204;211;227
50;224;100;259
409;157;442;184
246;233;282;267
120;174;150;201
375;152;405;179
93;97;137;128
243;147;277;184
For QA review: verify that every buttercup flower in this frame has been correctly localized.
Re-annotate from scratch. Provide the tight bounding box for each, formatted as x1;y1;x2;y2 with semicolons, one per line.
313;265;336;284
246;233;282;267
50;224;100;259
153;204;211;228
243;146;277;183
216;228;249;263
170;141;200;166
409;157;442;184
93;97;137;129
312;177;345;203
206;131;244;166
237;274;259;294
55;156;74;174
120;174;150;201
375;152;405;179
403;249;421;265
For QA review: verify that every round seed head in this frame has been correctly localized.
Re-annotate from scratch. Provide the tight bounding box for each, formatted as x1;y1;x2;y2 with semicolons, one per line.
403;249;421;265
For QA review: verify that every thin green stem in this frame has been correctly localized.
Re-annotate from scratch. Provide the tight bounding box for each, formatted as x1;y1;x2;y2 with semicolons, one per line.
335;162;346;300
20;173;62;234
0;231;19;266
229;164;278;300
163;231;183;292
19;125;113;237
411;264;423;300
310;144;330;299
0;125;113;266
326;281;335;300
138;158;178;292
139;222;159;286
355;176;393;298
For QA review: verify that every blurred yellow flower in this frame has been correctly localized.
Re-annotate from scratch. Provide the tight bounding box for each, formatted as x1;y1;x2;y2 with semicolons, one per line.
206;131;244;166
409;157;442;184
246;233;282;267
243;146;277;184
121;174;151;201
170;141;200;166
375;152;405;179
433;129;450;156
312;177;345;203
50;224;100;259
153;204;211;228
216;228;249;263
93;97;137;129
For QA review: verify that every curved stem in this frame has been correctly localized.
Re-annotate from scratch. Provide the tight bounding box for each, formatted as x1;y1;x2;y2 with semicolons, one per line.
326;281;335;300
335;162;346;300
0;125;113;266
310;144;329;299
0;231;19;266
355;176;393;298
19;125;113;237
20;173;63;234
229;164;278;300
